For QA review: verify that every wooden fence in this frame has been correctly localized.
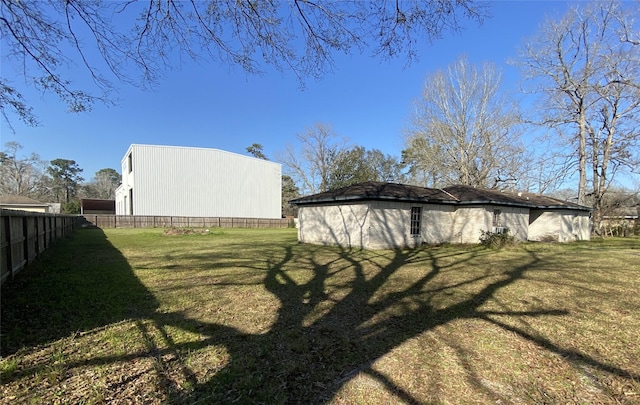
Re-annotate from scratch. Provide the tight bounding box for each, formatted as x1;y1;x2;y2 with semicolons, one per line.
1;210;81;286
1;212;292;286
81;215;293;229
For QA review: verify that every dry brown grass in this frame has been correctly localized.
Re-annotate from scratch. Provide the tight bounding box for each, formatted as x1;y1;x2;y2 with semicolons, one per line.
1;229;639;404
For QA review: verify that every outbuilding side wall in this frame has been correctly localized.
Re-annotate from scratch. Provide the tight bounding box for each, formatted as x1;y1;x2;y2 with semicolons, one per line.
417;203;457;245
493;205;530;241
451;206;489;244
368;201;416;249
528;209;591;242
449;205;529;244
0;205;48;213
297;203;371;248
297;201;590;249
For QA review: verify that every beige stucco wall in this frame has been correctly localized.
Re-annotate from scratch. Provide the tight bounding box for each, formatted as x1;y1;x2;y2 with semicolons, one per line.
369;202;457;246
528;209;591;242
450;205;529;244
451;206;487;244
297;202;588;249
367;201;411;249
0;205;48;213
299;201;466;249
297;203;372;248
494;205;530;241
420;203;458;245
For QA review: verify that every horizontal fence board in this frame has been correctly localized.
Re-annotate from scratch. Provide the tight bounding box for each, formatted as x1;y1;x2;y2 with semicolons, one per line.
1;209;80;286
81;215;292;229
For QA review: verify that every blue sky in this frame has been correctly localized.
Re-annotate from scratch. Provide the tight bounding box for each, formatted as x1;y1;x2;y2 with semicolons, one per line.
2;1;575;184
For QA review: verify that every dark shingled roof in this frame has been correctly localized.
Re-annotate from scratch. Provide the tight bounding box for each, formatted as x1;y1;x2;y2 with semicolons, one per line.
291;182;590;211
442;185;589;210
0;195;47;205
290;182;458;205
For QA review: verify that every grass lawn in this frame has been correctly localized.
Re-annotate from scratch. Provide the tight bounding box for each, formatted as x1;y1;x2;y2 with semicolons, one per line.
1;227;639;404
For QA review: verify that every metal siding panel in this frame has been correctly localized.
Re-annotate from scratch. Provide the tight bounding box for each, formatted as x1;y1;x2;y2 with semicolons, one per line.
127;144;281;218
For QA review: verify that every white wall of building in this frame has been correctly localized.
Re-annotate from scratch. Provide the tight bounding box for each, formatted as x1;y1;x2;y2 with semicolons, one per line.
115;144;282;218
297;201;587;249
528;209;591;242
368;201;458;248
0;205;48;213
368;201;415;249
297;203;371;248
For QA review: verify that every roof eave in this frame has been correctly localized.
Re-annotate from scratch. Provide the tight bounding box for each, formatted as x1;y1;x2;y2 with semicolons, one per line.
291;196;591;211
290;195;457;205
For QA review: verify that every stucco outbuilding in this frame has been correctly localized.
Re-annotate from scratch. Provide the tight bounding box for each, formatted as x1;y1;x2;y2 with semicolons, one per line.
291;182;591;249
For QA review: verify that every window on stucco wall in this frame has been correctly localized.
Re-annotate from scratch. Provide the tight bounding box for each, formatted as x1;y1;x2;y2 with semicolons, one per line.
493;209;506;233
493;209;502;227
411;207;422;236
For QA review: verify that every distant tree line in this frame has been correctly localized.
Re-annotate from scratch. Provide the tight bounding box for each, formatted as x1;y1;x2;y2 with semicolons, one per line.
0;142;121;213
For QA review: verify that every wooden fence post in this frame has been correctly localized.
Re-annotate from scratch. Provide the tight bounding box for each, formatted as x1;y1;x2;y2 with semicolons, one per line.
4;215;13;282
22;216;29;266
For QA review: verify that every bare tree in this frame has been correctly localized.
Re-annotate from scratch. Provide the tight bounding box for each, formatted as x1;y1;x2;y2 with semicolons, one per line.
1;0;488;126
0;141;47;197
277;123;346;195
517;0;640;229
403;56;525;189
516;135;577;195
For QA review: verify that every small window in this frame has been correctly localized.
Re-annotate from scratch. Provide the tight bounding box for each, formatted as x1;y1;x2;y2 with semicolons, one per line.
128;153;133;173
493;209;502;227
493;209;506;234
410;207;422;236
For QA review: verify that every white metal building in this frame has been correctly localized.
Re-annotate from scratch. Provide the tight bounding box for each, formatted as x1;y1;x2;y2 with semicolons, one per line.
115;144;282;218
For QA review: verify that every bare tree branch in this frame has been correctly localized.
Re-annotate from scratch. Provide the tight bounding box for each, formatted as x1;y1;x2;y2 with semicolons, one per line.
1;0;486;126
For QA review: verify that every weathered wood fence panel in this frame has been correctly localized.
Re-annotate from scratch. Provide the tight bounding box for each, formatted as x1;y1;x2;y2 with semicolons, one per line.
1;210;80;286
81;215;292;229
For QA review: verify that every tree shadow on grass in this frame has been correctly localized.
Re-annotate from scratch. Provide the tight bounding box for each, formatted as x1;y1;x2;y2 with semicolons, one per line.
1;228;159;356
1;228;638;403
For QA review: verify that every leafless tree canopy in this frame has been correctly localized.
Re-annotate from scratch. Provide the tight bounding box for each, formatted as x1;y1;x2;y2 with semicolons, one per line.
1;0;487;126
403;56;525;189
0;141;47;197
517;0;640;227
277;122;347;195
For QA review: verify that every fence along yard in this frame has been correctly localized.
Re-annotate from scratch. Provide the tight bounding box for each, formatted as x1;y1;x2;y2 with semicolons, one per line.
81;215;293;229
1;211;291;286
2;212;292;285
1;210;80;286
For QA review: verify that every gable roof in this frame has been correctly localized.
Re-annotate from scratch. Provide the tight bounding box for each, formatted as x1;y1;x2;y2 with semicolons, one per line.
0;195;48;206
291;182;590;211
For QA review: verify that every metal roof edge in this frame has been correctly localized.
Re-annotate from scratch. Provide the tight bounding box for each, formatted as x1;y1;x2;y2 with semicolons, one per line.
124;144;282;167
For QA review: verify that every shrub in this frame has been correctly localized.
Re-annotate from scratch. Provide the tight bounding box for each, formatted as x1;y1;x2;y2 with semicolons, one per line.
479;228;517;249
